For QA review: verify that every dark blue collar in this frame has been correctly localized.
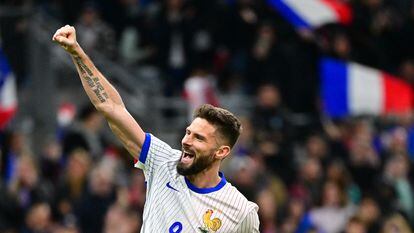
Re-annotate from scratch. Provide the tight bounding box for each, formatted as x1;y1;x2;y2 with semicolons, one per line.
185;172;227;194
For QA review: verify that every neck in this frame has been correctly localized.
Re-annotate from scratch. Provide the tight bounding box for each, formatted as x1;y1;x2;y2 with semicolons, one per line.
186;163;221;188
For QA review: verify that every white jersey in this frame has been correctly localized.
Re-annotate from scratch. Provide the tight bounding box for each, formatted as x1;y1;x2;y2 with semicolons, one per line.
134;133;259;233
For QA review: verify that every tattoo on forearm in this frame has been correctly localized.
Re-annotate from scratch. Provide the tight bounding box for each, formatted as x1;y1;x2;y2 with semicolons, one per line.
92;77;109;103
74;56;93;76
74;56;109;103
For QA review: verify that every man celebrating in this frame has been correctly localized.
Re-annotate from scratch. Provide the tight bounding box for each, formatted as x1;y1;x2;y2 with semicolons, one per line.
53;25;259;233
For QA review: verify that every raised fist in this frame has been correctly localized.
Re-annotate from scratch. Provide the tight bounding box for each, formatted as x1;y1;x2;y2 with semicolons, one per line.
52;25;79;55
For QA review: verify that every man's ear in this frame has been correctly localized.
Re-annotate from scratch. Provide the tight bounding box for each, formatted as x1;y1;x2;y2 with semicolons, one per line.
215;146;231;160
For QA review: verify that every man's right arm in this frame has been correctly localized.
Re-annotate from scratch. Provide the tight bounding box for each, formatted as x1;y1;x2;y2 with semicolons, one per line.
52;25;145;158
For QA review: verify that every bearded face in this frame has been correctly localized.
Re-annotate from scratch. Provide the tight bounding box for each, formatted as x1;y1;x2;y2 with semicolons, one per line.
177;118;220;176
176;146;217;176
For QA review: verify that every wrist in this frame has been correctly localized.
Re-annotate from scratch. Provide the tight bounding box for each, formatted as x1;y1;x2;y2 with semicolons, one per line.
69;42;82;56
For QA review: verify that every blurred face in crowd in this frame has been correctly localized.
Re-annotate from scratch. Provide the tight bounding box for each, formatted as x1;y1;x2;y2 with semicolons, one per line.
257;85;281;109
167;0;183;11
25;203;52;232
322;181;342;207
399;60;414;83
10;131;25;153
85;112;105;132
81;8;98;26
90;165;114;196
358;197;380;224
345;218;367;233
253;24;276;59
177;118;223;176
288;199;305;220
350;122;379;166
306;135;327;159
388;127;408;154
233;156;258;187
333;34;351;59
67;149;91;180
237;117;253;145
385;154;409;179
17;155;39;187
256;189;277;222
327;162;344;182
301;158;322;182
104;205;140;233
382;214;412;233
364;0;382;8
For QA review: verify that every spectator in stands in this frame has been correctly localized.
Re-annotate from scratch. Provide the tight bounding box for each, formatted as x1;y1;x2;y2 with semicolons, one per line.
303;180;356;233
382;154;414;224
343;216;367;233
279;198;306;233
22;202;53;233
347;120;380;194
1;130;29;183
153;0;198;94
40;138;63;186
326;160;361;204
8;154;53;211
54;149;91;227
183;66;219;121
256;188;278;233
104;204;141;233
355;197;381;233
247;21;289;93
291;157;324;206
0;175;21;231
75;158;117;233
62;105;105;159
252;83;294;184
75;2;116;59
381;214;412;233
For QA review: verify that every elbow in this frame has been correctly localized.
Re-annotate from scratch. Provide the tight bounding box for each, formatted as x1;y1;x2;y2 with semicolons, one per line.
94;101;115;117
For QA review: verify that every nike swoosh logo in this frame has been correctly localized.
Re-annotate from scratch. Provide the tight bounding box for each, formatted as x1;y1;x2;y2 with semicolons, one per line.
166;182;179;192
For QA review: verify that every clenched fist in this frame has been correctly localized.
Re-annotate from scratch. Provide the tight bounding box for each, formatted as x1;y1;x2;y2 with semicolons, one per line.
52;25;80;55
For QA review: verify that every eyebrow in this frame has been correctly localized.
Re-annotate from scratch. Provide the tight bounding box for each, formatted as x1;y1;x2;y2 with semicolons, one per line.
186;128;207;141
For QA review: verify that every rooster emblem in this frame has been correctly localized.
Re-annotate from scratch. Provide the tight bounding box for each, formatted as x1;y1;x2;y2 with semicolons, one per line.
198;209;222;232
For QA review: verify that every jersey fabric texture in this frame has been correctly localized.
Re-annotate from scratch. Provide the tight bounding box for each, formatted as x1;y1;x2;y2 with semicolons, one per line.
134;133;260;233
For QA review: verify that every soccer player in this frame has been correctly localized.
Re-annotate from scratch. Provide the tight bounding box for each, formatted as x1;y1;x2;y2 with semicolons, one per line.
53;25;259;233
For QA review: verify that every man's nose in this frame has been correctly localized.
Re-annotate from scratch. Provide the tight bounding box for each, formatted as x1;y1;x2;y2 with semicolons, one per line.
182;135;192;146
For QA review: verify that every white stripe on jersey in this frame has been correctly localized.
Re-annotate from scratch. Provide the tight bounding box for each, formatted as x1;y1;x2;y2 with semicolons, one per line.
134;133;260;233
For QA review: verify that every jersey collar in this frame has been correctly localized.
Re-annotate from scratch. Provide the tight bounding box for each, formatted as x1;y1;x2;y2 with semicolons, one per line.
185;172;227;194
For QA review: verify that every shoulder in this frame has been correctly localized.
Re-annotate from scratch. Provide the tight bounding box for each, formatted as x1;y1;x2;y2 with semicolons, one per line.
222;182;259;213
134;133;181;170
223;183;259;232
143;133;181;158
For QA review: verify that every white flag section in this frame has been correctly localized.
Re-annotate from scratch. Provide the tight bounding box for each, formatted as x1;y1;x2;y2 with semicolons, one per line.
0;49;17;129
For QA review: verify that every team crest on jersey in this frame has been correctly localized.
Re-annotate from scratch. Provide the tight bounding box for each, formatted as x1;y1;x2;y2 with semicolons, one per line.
198;209;222;232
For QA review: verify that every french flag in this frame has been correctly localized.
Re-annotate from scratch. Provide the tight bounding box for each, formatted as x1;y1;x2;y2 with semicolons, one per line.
0;49;17;129
321;58;413;117
268;0;352;29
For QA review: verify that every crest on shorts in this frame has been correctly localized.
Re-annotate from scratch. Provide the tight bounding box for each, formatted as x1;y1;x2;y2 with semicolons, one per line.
198;209;222;232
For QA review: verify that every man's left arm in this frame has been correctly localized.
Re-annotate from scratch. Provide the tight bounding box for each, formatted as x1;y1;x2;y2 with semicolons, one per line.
236;209;260;233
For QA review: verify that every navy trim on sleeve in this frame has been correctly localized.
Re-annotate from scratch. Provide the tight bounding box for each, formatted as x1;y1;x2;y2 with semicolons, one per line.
139;133;151;164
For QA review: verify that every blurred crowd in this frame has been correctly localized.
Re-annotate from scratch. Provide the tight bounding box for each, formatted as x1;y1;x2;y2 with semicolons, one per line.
2;0;414;232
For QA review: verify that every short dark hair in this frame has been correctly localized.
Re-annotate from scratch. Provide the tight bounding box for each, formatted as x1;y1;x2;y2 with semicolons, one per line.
193;104;242;148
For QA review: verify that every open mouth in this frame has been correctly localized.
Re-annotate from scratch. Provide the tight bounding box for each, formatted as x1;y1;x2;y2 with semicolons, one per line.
181;150;195;164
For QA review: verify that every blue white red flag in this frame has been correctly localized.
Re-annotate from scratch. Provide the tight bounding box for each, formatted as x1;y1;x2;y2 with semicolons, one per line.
268;0;352;29
0;48;17;128
321;58;413;117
